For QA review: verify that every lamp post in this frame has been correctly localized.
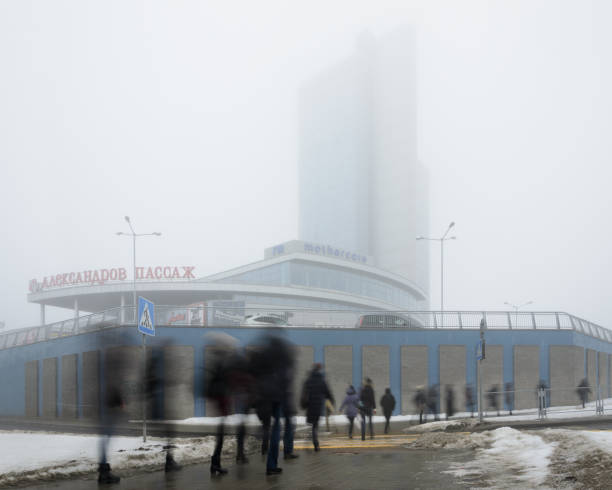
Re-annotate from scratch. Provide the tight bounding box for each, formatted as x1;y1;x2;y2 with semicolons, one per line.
504;300;533;328
417;222;456;326
116;216;161;442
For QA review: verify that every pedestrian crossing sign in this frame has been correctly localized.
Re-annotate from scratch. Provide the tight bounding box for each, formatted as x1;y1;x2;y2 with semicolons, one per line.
137;296;155;336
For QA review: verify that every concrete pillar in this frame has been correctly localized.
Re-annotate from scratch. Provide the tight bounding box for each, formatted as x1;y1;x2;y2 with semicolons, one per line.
389;343;401;414
513;345;539;409
82;350;100;419
61;354;78;418
42;358;58;418
481;345;503;413
587;349;597;401
401;346;428;414
439;345;466;414
324;346;352;408
597;352;607;398
25;360;39;417
120;295;126;324
40;304;46;326
362;345;390;404
164;346;195;420
550;346;583;406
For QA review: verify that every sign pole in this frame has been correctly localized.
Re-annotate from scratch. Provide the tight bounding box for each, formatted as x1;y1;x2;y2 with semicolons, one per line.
142;332;146;442
137;296;155;443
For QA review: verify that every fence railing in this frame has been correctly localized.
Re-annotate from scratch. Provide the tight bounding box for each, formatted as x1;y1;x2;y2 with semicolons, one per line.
1;308;611;350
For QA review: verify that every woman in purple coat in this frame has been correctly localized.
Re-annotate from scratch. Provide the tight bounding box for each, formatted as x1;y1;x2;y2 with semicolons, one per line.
339;385;360;439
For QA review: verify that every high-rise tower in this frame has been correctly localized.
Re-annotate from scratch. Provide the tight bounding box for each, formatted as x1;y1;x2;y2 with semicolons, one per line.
298;29;429;300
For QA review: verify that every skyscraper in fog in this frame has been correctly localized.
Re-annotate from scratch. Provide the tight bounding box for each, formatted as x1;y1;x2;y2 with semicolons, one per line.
299;29;429;300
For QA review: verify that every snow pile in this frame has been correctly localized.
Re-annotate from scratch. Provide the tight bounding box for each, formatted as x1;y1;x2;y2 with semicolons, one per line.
443;428;556;488
540;429;612;488
0;431;218;486
403;418;481;433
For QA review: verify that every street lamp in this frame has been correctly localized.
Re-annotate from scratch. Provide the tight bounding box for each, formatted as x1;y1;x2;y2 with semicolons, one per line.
116;216;161;443
504;300;533;328
116;216;162;312
417;222;456;326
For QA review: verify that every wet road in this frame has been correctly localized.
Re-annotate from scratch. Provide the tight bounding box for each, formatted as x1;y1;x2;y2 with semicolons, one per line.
19;435;473;490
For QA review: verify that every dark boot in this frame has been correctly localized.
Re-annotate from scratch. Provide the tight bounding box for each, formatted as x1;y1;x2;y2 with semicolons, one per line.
98;463;120;484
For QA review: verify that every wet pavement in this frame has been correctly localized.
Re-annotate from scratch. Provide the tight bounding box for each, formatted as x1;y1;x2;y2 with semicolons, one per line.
19;435;473;490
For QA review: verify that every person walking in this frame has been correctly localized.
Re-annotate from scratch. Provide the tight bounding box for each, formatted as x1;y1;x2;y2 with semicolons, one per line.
465;385;475;418
380;388;396;434
577;378;590;408
205;336;234;476
487;385;500;416
445;385;455;420
426;384;439;421
504;382;514;416
359;378;376;440
413;386;427;424
339;385;360;438
250;330;295;475
301;363;334;451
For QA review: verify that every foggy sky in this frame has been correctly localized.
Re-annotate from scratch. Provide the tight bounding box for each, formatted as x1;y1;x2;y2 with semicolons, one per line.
1;1;611;330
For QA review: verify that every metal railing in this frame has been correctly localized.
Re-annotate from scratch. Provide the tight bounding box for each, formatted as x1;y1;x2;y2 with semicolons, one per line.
1;308;611;350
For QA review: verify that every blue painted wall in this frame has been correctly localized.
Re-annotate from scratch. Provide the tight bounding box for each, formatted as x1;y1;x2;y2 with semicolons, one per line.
0;326;610;417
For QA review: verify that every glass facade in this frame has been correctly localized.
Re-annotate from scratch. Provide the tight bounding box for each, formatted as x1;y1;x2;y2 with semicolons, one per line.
217;260;419;308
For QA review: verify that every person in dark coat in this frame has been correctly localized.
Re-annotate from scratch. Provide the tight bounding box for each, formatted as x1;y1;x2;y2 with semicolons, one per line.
465;385;475;418
504;382;514;415
250;330;295;475
145;344;180;472
380;388;396;434
445;385;455;420
426;384;439;421
339;385;360;438
301;363;334;451
487;385;500;416
359;378;376;440
577;378;591;408
205;336;234;476
413;386;427;424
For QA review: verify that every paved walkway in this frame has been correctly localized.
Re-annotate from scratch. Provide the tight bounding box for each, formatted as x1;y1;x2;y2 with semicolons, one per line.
23;433;472;489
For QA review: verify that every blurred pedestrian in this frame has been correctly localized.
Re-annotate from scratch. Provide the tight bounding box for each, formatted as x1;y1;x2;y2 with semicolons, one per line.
250;330;295;475
301;363;334;451
227;347;253;464
426;384;439;421
487;385;500;416
340;385;360;438
504;382;514;415
465;385;475;418
445;385;455;420
325;399;334;432
380;388;396;434
413;386;427;424
205;334;236;476
577;378;590;408
145;345;180;472
359;378;376;439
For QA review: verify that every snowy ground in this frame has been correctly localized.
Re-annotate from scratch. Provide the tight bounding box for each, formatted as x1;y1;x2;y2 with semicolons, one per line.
0;431;220;487
405;427;612;489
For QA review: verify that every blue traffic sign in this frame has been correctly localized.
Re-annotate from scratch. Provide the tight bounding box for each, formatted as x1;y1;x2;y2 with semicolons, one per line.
137;296;155;336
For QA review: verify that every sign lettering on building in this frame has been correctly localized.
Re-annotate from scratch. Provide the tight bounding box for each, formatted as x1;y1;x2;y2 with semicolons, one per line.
28;266;196;293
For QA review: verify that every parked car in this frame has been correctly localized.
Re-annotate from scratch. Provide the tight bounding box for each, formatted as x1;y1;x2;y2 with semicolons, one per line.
243;314;289;326
356;314;421;328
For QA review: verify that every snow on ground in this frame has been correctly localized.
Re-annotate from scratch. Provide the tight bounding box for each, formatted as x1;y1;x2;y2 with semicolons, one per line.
0;431;217;486
405;427;612;489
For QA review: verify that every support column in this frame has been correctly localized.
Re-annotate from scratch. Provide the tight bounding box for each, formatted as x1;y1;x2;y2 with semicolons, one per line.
40;304;46;326
390;343;401;415
120;295;126;324
74;299;79;320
